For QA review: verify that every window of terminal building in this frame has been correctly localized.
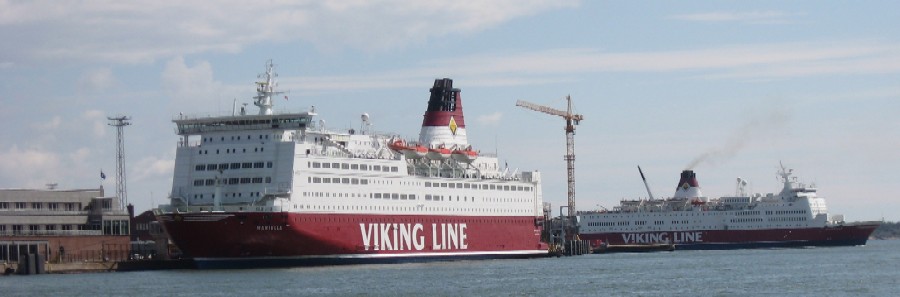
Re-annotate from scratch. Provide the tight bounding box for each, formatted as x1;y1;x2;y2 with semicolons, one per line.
254;162;264;168
15;202;26;210
0;202;7;209
32;203;42;210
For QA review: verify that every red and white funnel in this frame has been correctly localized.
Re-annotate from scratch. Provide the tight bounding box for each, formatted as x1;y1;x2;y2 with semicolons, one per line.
673;170;704;199
418;78;468;148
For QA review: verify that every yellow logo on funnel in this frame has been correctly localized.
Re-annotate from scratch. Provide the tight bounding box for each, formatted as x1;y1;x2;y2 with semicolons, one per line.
449;116;458;136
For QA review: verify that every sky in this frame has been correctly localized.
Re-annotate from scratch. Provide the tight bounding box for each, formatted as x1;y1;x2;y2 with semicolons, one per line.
1;1;898;221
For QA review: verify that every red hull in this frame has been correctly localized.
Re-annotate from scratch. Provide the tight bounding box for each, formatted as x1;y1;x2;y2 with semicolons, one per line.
579;223;880;250
157;212;547;264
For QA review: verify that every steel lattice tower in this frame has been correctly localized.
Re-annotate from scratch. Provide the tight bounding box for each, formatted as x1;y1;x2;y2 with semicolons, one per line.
108;116;131;208
515;96;583;218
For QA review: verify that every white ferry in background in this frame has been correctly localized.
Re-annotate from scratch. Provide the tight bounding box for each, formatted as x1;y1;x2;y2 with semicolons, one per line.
154;61;548;268
578;166;880;250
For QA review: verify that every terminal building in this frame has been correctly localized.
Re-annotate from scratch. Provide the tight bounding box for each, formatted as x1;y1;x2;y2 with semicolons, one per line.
0;187;131;264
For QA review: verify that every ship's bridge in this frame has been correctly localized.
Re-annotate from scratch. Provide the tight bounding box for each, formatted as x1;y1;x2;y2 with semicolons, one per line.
173;112;314;136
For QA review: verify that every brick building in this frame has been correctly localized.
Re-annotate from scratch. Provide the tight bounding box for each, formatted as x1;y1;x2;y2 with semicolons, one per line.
0;187;130;264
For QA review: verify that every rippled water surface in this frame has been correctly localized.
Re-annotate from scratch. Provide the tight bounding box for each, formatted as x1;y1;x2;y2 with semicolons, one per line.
3;240;898;296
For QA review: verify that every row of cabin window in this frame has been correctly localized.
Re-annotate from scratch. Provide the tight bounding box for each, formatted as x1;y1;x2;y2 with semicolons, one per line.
309;177;370;185
198;147;266;155
425;181;532;192
302;189;513;204
773;210;807;215
191;192;262;199
195;162;273;171
193;177;271;186
310;161;399;173
735;211;761;216
769;216;808;221
731;218;764;223
0;202;81;211
587;220;688;227
202;134;271;143
0;221;129;235
373;193;417;200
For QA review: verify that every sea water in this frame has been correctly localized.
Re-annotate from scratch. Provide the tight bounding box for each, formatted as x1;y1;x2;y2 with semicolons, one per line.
2;240;898;296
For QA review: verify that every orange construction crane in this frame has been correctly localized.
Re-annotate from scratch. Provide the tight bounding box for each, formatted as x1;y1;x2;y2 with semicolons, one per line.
516;96;583;218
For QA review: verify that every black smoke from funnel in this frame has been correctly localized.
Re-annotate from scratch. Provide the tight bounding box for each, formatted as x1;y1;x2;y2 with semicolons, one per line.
687;109;790;170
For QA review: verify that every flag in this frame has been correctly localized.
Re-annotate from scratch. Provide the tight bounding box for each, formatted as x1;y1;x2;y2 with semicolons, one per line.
101;171;106;180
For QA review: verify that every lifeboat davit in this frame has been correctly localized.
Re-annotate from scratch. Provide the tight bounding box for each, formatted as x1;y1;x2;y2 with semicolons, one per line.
451;146;478;163
388;139;427;159
426;145;452;160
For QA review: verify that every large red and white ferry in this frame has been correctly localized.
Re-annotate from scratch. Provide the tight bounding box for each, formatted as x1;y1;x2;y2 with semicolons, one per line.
154;61;547;268
578;166;880;250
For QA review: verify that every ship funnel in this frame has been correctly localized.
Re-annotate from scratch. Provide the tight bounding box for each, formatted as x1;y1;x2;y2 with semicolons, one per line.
673;170;703;199
418;78;468;148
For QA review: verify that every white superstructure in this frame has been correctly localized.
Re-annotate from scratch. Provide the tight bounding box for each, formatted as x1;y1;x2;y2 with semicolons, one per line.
162;61;544;218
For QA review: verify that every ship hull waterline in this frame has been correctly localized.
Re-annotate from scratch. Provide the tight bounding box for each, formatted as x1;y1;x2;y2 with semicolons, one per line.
579;223;879;251
157;212;549;269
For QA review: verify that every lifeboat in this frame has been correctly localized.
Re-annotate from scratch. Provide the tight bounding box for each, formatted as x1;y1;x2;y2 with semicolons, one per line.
451;146;478;163
426;145;452;160
388;139;427;159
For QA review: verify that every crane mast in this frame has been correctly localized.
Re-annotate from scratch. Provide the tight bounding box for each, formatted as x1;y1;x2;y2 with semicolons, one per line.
516;96;583;218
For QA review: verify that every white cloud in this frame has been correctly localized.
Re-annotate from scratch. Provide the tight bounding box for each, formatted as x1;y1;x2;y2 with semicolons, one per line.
0;0;577;64
669;11;801;24
77;68;115;92
476;112;504;126
0;146;62;188
279;41;900;92
82;109;108;138
131;155;175;183
161;56;223;106
34;116;62;131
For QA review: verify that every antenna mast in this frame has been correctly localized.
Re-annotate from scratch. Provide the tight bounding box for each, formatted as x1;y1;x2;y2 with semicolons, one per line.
108;115;131;209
